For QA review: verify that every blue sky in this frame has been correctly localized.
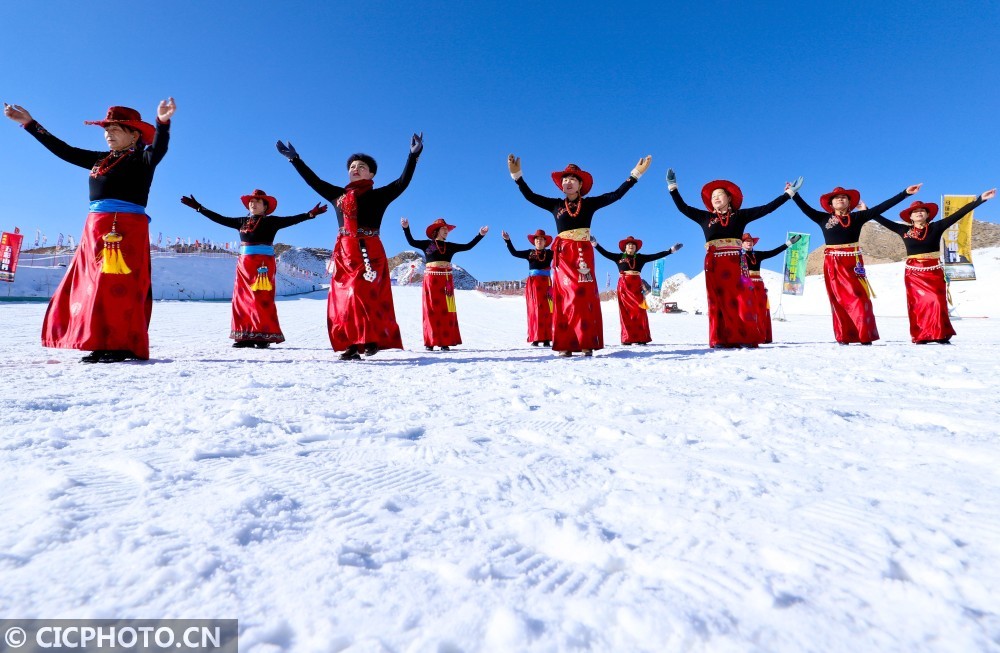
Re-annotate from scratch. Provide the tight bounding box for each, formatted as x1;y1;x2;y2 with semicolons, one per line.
3;0;998;283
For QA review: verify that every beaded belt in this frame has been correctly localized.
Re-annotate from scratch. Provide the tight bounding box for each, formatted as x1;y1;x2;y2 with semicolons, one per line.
558;228;591;241
705;238;741;250
425;267;453;275
339;227;380;237
748;271;762;278
906;255;943;271
825;243;861;257
621;271;641;276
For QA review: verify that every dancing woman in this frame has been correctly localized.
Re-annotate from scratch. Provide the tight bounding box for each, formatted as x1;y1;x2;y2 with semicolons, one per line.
738;232;802;344
502;228;554;347
508;154;651;357
871;189;995;344
790;182;921;344
666;168;797;348
4;99;176;362
594;236;682;345
276;133;422;360
402;218;487;351
180;190;327;348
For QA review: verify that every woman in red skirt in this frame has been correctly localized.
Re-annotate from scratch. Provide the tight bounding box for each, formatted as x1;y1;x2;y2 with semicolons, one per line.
180;189;327;348
4;99;176;363
594;236;682;345
502;228;554;347
790;183;921;344
871;189;995;344
276;134;422;360
666;168;797;348
739;232;802;344
402;218;488;351
508;155;651;357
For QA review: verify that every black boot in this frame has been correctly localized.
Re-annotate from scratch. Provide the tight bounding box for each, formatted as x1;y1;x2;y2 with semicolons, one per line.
440;346;451;351
543;341;551;347
425;346;434;351
81;351;105;363
254;342;271;349
232;341;255;348
99;350;131;363
531;341;540;347
339;345;361;361
363;343;379;357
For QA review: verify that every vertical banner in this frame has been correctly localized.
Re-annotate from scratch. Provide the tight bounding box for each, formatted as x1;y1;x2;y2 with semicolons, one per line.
781;232;810;295
942;194;977;281
651;258;664;293
1;231;25;282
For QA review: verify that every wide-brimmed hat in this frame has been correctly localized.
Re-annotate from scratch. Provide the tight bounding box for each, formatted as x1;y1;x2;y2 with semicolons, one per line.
741;232;760;246
84;106;156;144
426;218;457;239
551;164;594;196
528;229;553;247
240;189;278;215
618;236;643;252
899;200;939;223
820;186;861;213
701;180;743;212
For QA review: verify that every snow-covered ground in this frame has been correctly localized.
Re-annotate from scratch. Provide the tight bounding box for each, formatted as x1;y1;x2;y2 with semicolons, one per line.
2;252;999;652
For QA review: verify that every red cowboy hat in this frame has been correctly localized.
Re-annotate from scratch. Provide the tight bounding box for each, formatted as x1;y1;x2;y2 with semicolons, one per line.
551;164;594;196
527;229;553;247
701;180;744;212
741;232;760;246
426;218;457;239
618;236;643;252
240;189;278;215
899;200;939;223
84;106;156;144
819;187;861;213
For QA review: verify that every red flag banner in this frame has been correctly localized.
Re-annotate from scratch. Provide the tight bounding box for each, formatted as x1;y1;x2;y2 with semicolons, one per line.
1;231;25;282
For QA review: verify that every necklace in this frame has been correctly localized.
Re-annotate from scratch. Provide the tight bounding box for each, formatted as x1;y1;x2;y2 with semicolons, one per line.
621;254;637;270
708;210;732;228
835;212;851;228
906;224;928;240
563;197;582;218
90;148;133;178
433;240;447;255
241;214;263;234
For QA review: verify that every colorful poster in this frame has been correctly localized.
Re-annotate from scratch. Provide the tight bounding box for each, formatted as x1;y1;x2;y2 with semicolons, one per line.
942;194;977;281
781;232;810;295
651;258;665;293
1;231;25;282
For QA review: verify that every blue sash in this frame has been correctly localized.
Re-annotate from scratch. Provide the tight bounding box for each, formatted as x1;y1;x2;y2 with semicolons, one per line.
89;199;150;223
528;269;551;277
240;245;275;256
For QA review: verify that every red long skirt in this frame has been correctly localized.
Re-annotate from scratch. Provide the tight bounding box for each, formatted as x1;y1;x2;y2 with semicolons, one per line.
823;248;879;344
327;235;403;351
703;247;761;347
422;268;461;347
231;254;284;343
42;211;152;359
904;258;956;343
524;274;553;342
750;276;773;344
551;237;603;352
617;274;651;344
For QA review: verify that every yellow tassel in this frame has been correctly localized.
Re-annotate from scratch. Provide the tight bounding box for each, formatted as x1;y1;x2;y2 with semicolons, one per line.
446;294;457;313
547;299;554;312
946;279;954;306
251;266;273;291
99;230;131;275
640;299;649;310
859;277;876;299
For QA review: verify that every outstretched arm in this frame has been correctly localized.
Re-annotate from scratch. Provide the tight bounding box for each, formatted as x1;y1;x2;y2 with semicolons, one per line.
587;176;638;211
5;104;103;169
791;193;829;225
870;214;908;236
754;243;791;261
450;232;486;252
637;249;674;264
740;193;792;224
401;222;429;250
862;184;922;218
593;242;619;261
668;187;710;224
274;202;327;229
935;190;993;232
504;236;531;260
379;143;421;202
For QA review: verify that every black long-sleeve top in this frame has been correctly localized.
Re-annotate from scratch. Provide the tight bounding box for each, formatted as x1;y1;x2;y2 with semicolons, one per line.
290;151;418;231
871;196;985;256
514;176;637;233
403;227;484;264
792;190;909;245
594;242;672;273
669;188;789;241
22;119;170;208
196;207;314;246
744;244;789;272
504;239;553;270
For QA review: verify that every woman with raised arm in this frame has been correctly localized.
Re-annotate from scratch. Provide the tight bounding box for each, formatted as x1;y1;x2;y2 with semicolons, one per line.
739;232;802;344
180;190;327;348
401;218;488;351
4;99;175;363
508;154;651;357
790;182;921;345
594;236;683;345
666;168;798;348
871;189;995;344
276;133;422;360
502;228;554;347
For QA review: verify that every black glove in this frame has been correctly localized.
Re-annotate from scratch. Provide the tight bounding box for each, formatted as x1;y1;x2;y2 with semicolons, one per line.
276;140;299;161
789;234;802;244
180;195;202;212
669;242;683;253
410;132;424;155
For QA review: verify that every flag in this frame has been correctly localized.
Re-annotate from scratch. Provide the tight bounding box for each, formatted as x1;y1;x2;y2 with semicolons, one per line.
652;258;664;294
34;229;40;247
781;232;810;295
1;231;25;282
57;233;64;247
942;195;977;281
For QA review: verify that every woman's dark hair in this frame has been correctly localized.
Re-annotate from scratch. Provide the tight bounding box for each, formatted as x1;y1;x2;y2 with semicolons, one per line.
346;153;377;175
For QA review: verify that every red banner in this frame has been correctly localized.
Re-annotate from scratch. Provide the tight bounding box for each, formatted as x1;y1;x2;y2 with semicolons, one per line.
1;231;24;282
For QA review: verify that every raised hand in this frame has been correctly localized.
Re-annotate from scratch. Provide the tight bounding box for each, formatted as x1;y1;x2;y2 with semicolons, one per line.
410;132;424;155
669;242;683;253
906;183;923;195
400;217;409;229
157;97;177;122
789;234;802;244
630;155;653;180
666;167;677;190
981;188;997;201
3;103;33;126
785;176;804;196
276;140;299;161
308;202;328;218
856;200;868;211
507;154;522;178
180;195;202;211
501;230;511;241
479;226;490;236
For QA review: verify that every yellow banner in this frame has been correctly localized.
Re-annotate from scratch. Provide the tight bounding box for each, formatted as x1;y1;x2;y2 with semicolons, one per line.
942;195;976;281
